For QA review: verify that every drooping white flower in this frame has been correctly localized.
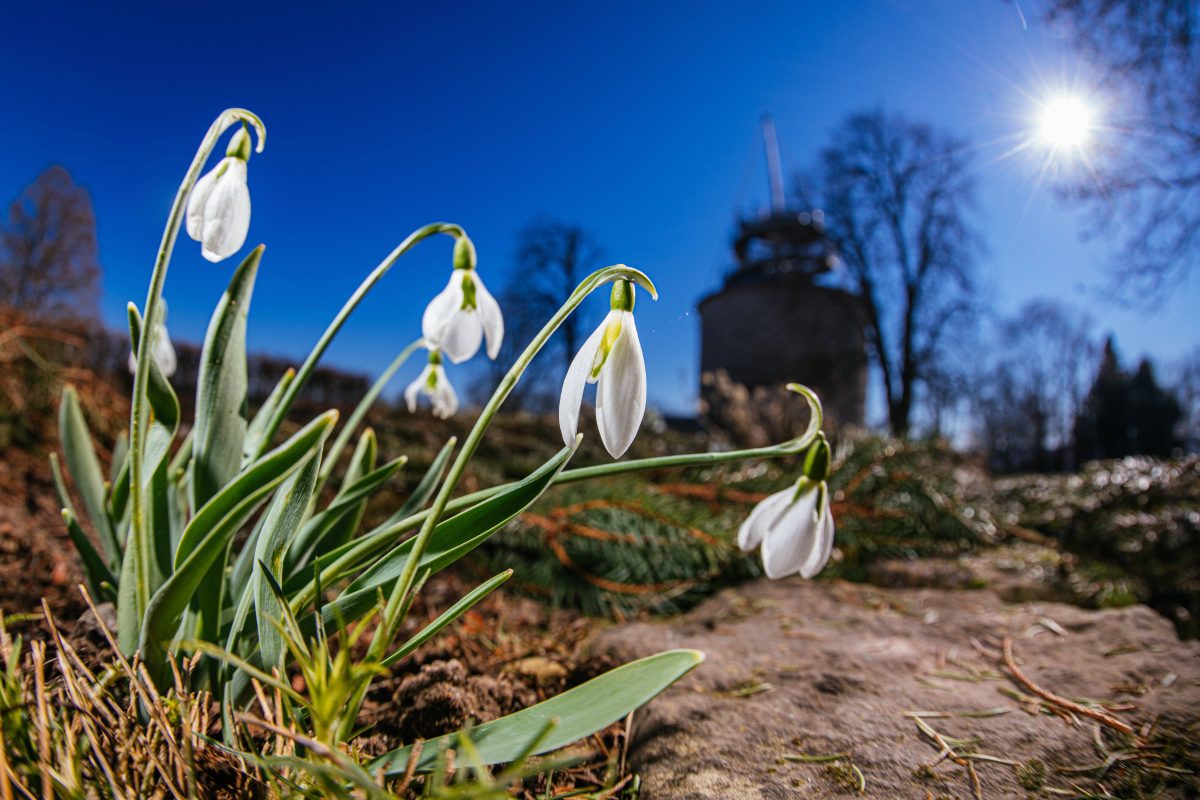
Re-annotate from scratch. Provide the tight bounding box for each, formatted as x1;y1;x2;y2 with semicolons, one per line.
186;127;252;263
128;310;178;378
404;348;459;419
559;279;646;458
421;238;503;364
738;434;835;579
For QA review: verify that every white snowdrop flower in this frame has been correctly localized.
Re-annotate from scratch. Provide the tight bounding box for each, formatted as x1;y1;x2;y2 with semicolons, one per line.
421;236;503;364
559;279;646;459
738;434;835;579
186;126;253;263
404;348;459;419
128;306;177;378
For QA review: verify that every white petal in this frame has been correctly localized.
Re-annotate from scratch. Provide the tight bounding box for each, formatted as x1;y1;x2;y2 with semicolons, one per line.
595;311;646;458
200;159;250;262
761;488;820;579
474;273;504;360
737;488;792;552
186;167;219;242
558;321;607;447
799;496;835;579
153;327;177;377
422;272;464;346
404;366;430;412
440;311;483;364
431;365;459;418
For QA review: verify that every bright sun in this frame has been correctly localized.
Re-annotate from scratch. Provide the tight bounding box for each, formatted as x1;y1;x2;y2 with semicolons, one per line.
1038;95;1095;150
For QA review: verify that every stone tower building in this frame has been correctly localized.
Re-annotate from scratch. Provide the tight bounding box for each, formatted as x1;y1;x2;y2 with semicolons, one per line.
697;118;867;443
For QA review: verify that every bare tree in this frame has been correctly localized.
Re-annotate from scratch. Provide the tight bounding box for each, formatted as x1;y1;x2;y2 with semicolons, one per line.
813;110;979;436
1045;0;1200;295
473;217;606;411
0;166;102;321
1169;345;1200;452
512;216;605;375
973;299;1097;470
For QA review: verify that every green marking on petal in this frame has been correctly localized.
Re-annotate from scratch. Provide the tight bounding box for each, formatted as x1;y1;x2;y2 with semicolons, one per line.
460;272;478;311
589;315;623;381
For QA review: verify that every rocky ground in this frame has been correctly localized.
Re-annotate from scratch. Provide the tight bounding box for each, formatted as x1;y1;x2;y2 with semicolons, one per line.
595;577;1200;799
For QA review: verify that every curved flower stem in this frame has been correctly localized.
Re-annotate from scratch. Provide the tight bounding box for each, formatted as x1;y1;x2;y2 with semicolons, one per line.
338;265;655;732
252;224;466;460
126;109;263;637
290;382;823;613
315;337;424;492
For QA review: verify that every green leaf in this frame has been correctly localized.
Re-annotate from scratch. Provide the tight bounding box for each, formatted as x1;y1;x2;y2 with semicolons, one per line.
313;428;378;557
139;411;336;687
284;448;405;575
62;509;117;602
281;437;456;598
193;247;261;509
316;338;422;491
243;367;295;468
371;649;704;774
127;304;180;433
382;570;510;667
255;451;320;671
57;386;120;565
311;444;574;628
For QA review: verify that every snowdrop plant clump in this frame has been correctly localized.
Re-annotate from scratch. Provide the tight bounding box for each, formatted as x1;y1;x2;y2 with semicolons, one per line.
52;108;835;779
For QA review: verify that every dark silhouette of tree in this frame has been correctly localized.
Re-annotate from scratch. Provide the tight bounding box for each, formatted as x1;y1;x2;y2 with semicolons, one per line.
0;166;102;321
812;110;979;436
1044;0;1200;296
475;217;606;411
973;299;1097;471
1074;337;1182;459
512;216;605;374
1171;346;1200;452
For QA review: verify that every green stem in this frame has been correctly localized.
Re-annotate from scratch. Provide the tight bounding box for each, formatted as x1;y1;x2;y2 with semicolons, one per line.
253;224;465;459
335;265;655;734
315;337;423;492
127;109;264;637
290;384;823;613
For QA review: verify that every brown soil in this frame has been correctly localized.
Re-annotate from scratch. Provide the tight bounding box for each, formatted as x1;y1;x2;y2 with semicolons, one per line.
594;577;1200;799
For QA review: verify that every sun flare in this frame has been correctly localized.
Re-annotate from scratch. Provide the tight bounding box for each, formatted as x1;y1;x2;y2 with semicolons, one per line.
1038;95;1095;151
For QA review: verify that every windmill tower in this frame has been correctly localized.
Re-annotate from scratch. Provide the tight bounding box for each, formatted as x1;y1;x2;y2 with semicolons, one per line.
697;116;866;442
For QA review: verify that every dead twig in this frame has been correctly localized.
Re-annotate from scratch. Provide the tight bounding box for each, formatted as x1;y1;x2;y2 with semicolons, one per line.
1001;637;1135;737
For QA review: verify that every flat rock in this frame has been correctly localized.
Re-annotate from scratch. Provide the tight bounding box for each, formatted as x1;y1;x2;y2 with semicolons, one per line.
593;579;1200;799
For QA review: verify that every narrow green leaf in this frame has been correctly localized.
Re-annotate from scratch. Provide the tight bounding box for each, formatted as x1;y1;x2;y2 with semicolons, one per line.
127;304;180;432
371;650;704;774
317;338;422;490
255;452;320;670
314;428;377;557
310;444;574;627
62;509;117;602
243;367;295;468
382;570;511;667
284;451;405;575
58;386;119;564
193;247;261;509
281;437;456;598
110;433;128;485
139;411;336;687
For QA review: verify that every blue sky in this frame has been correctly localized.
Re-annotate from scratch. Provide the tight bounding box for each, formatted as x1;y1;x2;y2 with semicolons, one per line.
2;1;1196;418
